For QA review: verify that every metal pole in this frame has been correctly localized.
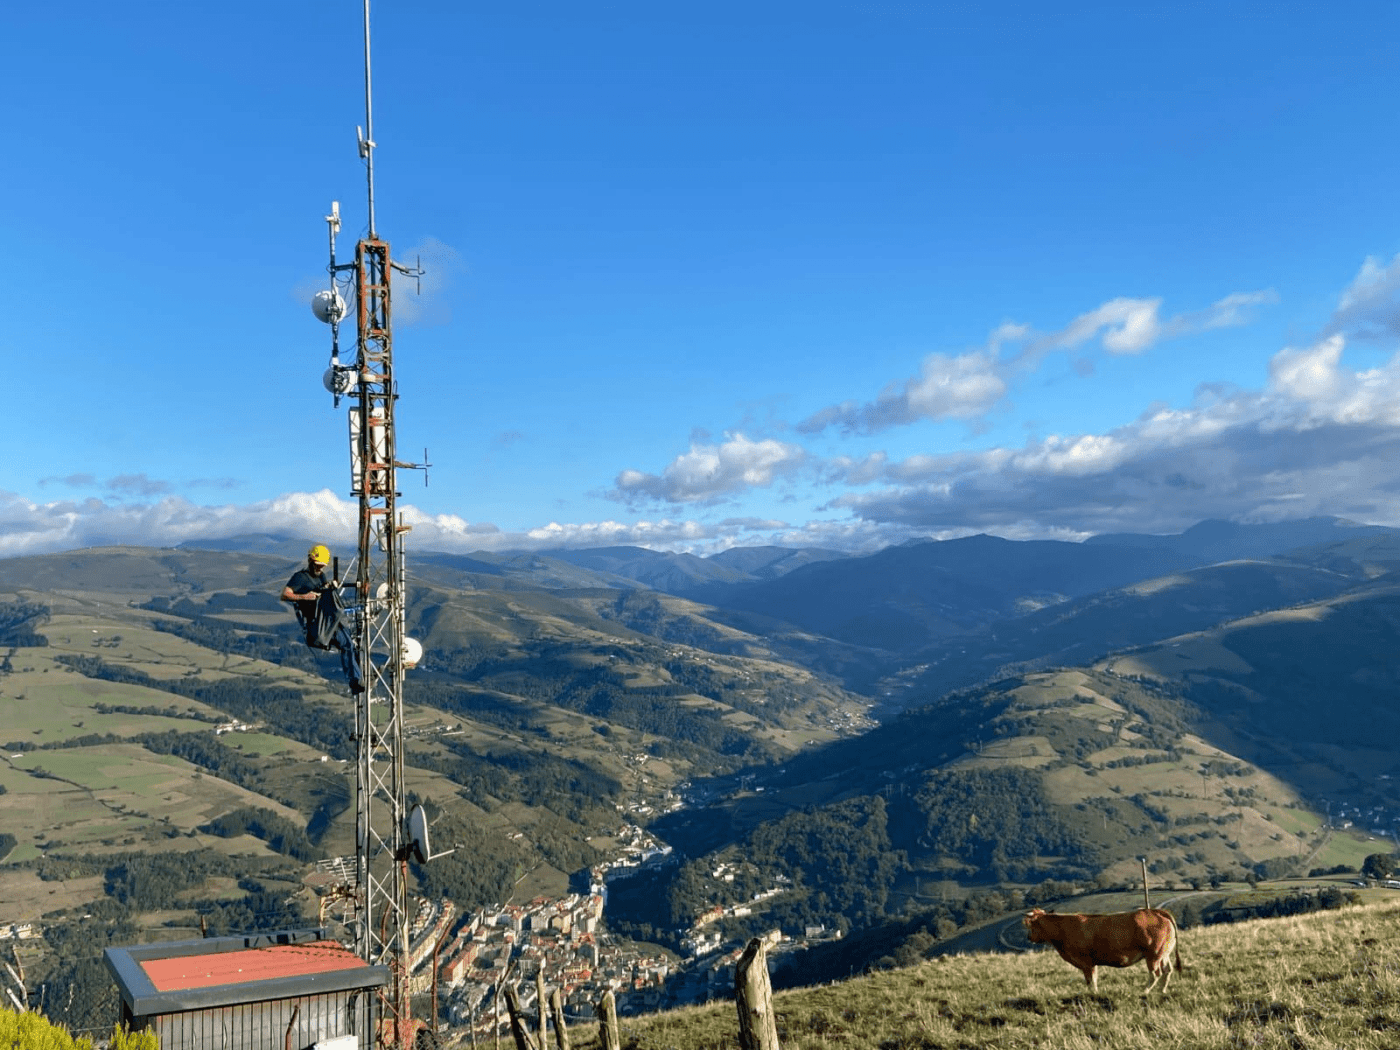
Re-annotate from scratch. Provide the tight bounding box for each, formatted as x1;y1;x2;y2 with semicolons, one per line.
363;0;377;238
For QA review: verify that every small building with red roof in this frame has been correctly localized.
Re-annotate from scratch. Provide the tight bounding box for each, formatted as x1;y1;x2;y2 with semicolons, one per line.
105;929;388;1050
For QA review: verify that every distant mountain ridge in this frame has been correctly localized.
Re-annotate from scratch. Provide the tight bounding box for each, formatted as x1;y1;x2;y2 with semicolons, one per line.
171;517;1400;694
7;515;1400;963
1083;517;1387;560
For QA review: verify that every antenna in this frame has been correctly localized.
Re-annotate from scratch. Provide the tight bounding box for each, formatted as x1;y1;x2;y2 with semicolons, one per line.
361;0;377;238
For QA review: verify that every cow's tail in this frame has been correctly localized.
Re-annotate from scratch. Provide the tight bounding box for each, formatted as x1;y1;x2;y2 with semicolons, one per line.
1168;913;1186;973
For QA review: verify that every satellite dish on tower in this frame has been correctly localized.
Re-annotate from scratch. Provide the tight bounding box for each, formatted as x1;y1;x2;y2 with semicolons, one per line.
312;288;347;324
407;804;454;864
324;367;358;396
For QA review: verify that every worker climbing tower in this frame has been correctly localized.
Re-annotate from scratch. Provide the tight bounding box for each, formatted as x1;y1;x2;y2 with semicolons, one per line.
309;3;433;1047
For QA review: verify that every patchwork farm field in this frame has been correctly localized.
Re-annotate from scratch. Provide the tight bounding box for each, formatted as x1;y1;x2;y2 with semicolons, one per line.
0;742;302;856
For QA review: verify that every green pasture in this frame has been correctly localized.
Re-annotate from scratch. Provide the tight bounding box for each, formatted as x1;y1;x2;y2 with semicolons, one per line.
38;615;335;696
0;742;306;862
1095;758;1218;797
1267;805;1322;838
1104;633;1255;678
217;731;307;758
0;686;213;746
1311;826;1394;871
0;869;105;922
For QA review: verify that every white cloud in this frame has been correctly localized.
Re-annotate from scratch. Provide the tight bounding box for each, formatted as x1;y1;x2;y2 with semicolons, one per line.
1187;290;1281;332
799;350;1005;434
0;489;360;559
0;484;918;559
1268;334;1400;427
799;288;1275;436
1330;252;1400;336
822;452;889;486
1269;336;1347;404
613;433;806;505
822;334;1400;536
1040;290;1278;356
1046;297;1163;355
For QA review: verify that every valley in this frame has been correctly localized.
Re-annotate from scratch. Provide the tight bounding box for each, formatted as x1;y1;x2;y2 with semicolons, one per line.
1;517;1399;1031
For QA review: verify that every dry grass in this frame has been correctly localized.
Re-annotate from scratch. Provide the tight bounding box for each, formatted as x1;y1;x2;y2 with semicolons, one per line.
579;901;1400;1050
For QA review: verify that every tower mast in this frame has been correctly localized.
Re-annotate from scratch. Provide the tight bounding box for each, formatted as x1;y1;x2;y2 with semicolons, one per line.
312;3;427;1047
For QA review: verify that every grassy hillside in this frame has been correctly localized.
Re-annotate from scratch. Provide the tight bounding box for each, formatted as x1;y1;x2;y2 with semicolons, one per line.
887;558;1362;705
1102;580;1400;808
595;898;1400;1050
0;546;872;930
610;665;1383;954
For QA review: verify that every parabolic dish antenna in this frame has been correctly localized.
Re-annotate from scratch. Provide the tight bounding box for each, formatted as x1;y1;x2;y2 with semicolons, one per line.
312;288;347;324
408;805;431;865
407;804;454;864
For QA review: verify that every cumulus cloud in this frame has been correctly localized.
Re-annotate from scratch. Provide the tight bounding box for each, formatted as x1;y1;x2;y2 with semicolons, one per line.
0;489;361;560
0;485;882;560
612;433;806;505
798;351;1005;434
1045;297;1164;355
1037;291;1278;357
1268;334;1400;427
800;288;1276;435
1330;252;1400;337
824;333;1400;536
821;452;889;486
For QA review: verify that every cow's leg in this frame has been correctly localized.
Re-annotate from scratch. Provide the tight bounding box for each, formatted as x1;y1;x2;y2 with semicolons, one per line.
1082;965;1097;994
1144;957;1171;995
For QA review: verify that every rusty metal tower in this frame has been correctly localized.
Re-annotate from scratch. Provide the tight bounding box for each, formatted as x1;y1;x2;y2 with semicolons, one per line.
310;3;429;1046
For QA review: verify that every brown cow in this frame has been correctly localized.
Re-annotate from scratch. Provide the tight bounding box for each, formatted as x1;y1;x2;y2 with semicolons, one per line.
1022;907;1183;994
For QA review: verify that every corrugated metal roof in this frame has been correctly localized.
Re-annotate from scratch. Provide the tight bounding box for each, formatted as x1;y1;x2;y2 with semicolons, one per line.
106;929;389;1017
141;940;370;992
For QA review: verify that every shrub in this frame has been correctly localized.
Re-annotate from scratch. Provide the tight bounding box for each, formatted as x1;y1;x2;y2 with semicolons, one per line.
110;1026;159;1050
0;1009;157;1050
0;1008;94;1050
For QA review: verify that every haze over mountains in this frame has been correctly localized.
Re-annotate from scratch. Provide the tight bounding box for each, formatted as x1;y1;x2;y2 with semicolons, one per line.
2;514;1399;998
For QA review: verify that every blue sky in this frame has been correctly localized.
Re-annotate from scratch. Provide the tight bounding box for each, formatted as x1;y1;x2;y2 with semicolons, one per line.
10;1;1400;557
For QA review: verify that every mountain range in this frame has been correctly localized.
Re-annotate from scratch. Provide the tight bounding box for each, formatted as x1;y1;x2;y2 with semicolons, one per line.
2;515;1398;960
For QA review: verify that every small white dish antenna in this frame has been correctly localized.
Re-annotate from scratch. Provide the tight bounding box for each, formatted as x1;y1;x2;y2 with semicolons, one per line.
408;804;454;864
323;367;358;396
312;289;347;324
402;636;423;669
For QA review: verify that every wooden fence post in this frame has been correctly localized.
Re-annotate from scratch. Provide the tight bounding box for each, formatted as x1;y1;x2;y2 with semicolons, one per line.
548;988;571;1050
595;990;620;1050
503;985;538;1050
735;937;780;1050
536;970;548;1044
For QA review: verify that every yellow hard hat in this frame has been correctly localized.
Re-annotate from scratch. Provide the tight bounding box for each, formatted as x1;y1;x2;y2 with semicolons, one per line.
309;544;331;565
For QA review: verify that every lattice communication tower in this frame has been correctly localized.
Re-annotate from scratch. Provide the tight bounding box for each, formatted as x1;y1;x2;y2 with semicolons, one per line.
308;3;432;1047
